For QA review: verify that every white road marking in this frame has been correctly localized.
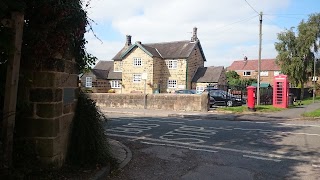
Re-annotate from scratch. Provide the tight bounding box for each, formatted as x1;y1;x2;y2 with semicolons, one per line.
164;132;210;138
243;155;281;162
106;133;315;162
278;123;320;128
140;141;218;153
240;120;320;128
233;127;320;136
133;119;185;124
311;164;320;168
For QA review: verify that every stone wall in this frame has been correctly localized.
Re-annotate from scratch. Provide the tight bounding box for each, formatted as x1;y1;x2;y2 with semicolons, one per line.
187;45;205;89
88;93;209;112
17;55;78;167
121;47;154;94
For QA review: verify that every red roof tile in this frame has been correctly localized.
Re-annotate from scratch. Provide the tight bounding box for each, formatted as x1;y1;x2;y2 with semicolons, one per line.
227;59;280;71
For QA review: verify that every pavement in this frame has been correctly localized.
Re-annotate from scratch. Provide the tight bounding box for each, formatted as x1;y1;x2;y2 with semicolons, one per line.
95;101;320;179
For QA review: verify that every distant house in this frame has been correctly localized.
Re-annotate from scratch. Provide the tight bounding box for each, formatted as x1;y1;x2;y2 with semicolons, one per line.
192;66;227;93
81;27;226;94
80;61;122;93
111;27;226;94
227;57;281;85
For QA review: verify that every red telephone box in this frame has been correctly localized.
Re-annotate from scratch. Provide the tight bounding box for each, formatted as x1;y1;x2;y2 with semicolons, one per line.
273;75;289;108
247;86;256;111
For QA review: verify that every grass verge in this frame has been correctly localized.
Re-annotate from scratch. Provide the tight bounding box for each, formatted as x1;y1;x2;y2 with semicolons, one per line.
302;109;320;117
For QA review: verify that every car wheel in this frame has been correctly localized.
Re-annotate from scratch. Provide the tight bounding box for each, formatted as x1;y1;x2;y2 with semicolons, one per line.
226;100;233;107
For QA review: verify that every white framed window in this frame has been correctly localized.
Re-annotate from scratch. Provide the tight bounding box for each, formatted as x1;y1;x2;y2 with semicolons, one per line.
110;80;121;88
196;86;205;94
133;74;142;82
274;71;281;76
260;71;269;76
133;57;142;66
166;60;178;69
167;80;177;88
85;77;92;87
243;71;251;76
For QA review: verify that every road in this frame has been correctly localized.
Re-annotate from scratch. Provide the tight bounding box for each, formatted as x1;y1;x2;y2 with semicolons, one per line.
104;114;320;180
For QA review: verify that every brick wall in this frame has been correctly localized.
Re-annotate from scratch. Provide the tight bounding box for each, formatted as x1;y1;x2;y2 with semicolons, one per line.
236;70;279;84
17;55;78;167
88;93;209;112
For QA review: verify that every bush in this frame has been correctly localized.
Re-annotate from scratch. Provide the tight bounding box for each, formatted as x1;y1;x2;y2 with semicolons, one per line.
67;91;112;166
108;89;115;93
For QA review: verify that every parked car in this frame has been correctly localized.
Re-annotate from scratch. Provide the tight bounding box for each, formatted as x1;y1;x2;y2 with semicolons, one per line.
204;89;243;107
174;89;197;94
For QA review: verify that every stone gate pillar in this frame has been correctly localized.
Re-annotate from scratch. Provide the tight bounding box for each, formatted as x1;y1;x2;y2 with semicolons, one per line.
16;55;79;167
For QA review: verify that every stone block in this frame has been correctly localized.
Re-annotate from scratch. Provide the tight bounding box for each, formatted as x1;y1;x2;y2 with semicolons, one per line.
35;136;61;157
16;117;60;137
30;88;63;102
32;72;59;87
38;154;64;168
63;104;71;114
60;74;78;87
42;58;65;72
36;103;63;118
60;114;74;133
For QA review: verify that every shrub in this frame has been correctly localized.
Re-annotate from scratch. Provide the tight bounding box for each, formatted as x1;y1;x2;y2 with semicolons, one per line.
67;91;112;166
108;89;115;93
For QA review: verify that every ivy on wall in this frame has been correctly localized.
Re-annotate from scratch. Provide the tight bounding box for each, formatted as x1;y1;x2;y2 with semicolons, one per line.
0;0;95;73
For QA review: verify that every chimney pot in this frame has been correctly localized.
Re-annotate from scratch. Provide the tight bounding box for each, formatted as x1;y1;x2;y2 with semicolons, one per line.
191;27;198;42
244;56;248;61
126;35;132;46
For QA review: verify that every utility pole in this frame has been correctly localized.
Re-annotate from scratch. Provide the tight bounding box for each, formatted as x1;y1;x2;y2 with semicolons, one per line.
257;12;263;106
313;58;317;103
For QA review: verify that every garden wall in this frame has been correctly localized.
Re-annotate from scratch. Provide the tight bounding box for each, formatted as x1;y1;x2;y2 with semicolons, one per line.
88;93;209;112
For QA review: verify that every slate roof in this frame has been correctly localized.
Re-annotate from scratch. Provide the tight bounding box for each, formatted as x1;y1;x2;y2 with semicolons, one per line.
92;61;122;80
192;66;224;83
113;40;206;61
227;59;280;71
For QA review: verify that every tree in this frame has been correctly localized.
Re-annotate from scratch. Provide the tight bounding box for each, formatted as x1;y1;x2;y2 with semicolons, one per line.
226;70;256;87
275;13;320;99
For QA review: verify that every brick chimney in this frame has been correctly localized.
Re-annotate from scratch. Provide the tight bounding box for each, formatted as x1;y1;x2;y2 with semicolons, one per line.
191;27;198;42
126;35;132;46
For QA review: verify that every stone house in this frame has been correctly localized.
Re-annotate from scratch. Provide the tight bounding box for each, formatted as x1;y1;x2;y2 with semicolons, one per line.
227;57;281;85
110;27;225;94
80;61;122;93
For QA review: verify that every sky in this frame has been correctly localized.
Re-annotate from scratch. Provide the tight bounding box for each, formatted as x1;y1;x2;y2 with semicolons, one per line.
83;0;320;67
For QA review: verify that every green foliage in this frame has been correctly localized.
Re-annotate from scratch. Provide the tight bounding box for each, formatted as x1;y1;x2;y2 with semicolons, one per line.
275;13;320;99
0;0;96;73
219;105;283;113
226;70;240;79
226;71;256;87
67;91;112;166
302;109;320;117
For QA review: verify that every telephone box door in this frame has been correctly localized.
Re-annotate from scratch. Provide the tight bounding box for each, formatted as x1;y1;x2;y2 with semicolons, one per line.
273;75;288;108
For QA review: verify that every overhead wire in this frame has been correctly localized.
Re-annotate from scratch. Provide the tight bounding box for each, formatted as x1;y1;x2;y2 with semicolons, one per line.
244;0;259;15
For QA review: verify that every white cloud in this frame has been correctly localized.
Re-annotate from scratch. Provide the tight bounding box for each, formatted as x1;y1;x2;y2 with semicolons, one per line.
84;0;291;67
